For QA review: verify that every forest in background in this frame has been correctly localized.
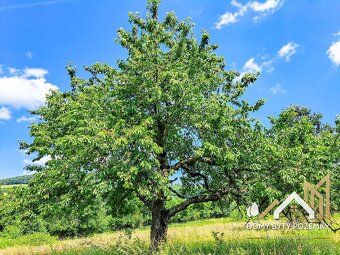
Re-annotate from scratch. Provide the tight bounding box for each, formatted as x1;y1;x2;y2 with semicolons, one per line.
0;175;33;186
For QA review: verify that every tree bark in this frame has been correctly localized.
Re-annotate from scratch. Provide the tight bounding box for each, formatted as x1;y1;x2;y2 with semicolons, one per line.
150;199;169;252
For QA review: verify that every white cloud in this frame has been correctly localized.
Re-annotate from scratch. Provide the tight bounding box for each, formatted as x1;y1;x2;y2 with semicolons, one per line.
23;155;51;166
25;51;33;59
216;0;247;29
237;58;263;81
216;12;239;28
270;84;286;95
0;67;58;109
22;170;35;175
327;32;340;67
215;0;284;29
239;42;299;78
250;0;284;12
8;67;19;74
243;58;262;73
23;68;48;78
278;42;299;61
0;65;3;75
0;107;11;120
17;115;36;123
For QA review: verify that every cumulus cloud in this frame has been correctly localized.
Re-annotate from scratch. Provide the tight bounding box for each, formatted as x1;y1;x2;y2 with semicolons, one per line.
0;107;11;120
17;115;36;123
216;12;239;28
327;42;340;66
23;67;48;78
250;0;283;12
0;67;58;109
23;155;51;166
241;57;275;75
242;58;262;73
239;42;299;79
278;42;299;61
215;0;284;29
327;32;340;67
216;0;248;28
270;84;286;95
8;67;19;74
236;58;263;81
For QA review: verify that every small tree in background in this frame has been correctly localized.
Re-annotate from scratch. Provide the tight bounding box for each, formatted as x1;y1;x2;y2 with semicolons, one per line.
266;106;339;207
21;0;267;250
245;106;340;214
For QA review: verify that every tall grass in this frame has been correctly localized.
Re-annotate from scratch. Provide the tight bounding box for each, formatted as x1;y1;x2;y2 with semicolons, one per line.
1;218;339;254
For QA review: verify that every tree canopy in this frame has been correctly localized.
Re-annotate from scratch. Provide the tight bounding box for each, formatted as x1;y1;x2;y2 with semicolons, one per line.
19;0;268;249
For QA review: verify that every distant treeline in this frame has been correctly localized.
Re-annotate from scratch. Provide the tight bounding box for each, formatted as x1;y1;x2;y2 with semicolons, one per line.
0;175;34;185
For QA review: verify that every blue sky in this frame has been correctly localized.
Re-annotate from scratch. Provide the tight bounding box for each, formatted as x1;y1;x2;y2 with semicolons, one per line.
0;0;339;178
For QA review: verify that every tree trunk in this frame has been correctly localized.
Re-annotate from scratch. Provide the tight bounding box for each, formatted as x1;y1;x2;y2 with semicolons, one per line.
150;199;168;251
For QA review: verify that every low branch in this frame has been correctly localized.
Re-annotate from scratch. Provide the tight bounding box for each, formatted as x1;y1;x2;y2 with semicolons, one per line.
171;157;218;171
169;177;178;183
168;186;188;199
168;191;228;218
182;165;214;192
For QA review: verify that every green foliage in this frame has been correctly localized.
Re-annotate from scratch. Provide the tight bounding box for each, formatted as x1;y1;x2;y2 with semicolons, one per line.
19;4;265;245
168;198;230;223
247;106;340;212
0;174;111;238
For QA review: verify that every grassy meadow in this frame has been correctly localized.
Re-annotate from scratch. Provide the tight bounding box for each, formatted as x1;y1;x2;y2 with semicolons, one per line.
0;217;339;255
0;184;27;194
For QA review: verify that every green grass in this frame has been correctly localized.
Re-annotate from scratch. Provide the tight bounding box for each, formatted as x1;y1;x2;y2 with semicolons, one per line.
0;232;57;249
0;218;340;254
53;237;340;255
0;184;27;196
0;184;26;188
0;184;27;190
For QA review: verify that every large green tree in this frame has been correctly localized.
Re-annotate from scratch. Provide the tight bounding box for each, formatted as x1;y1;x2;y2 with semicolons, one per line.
21;0;267;249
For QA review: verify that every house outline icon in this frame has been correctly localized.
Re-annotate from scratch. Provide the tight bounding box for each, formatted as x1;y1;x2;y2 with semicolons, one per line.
273;191;315;220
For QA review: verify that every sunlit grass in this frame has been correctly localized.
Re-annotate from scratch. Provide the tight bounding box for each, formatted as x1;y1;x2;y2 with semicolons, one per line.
0;184;27;188
0;217;339;254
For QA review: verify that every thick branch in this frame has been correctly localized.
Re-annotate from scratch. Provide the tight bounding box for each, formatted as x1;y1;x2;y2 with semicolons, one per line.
182;164;214;192
168;186;188;199
168;191;227;218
